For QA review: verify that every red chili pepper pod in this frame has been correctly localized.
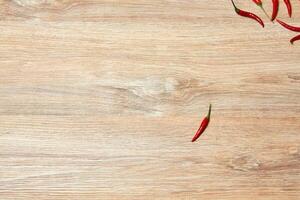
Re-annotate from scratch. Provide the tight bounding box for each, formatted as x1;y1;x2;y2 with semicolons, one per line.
252;0;262;5
290;35;300;44
231;0;264;28
276;19;300;32
271;0;279;21
283;0;292;17
191;104;212;142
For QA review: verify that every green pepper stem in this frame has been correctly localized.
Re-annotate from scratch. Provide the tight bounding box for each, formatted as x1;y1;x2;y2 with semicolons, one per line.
259;4;271;21
207;104;212;119
231;0;239;13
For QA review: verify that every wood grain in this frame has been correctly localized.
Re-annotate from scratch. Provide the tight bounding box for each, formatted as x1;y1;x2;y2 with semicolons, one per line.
0;0;300;199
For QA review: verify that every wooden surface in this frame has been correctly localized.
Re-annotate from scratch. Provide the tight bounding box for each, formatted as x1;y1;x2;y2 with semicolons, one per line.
0;0;300;199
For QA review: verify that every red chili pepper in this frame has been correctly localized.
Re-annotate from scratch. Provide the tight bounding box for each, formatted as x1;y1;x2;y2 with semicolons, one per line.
271;0;279;21
290;35;300;44
231;0;264;28
252;0;262;4
252;0;270;20
283;0;292;17
191;104;212;142
276;19;300;32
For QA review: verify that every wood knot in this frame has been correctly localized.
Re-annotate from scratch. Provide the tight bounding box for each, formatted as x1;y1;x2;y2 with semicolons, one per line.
11;0;68;9
288;146;298;155
288;75;300;81
229;155;261;172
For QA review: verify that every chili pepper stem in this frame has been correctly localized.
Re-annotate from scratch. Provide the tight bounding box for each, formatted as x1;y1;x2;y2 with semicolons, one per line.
230;0;239;13
207;104;212;119
259;5;271;21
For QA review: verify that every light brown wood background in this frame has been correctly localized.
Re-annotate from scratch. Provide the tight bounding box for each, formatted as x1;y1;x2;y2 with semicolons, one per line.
0;0;300;199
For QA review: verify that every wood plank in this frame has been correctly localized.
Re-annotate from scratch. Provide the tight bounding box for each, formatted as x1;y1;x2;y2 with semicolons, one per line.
0;0;299;199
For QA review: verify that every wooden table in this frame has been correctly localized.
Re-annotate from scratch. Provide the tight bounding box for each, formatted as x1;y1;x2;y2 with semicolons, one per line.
0;0;299;199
